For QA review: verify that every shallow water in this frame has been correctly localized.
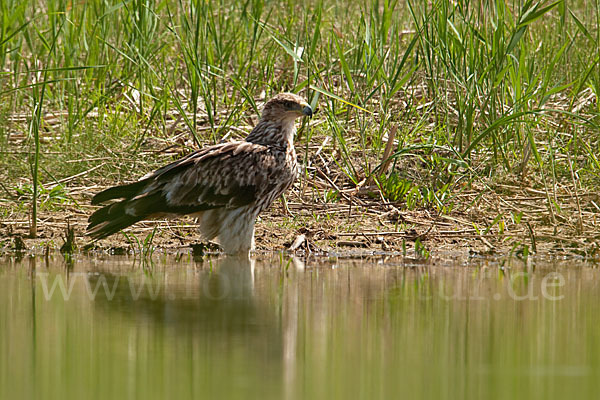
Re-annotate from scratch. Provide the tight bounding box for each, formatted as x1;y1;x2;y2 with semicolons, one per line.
1;253;600;400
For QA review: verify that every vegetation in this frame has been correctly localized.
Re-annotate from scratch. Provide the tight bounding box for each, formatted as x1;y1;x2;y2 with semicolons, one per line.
0;0;599;256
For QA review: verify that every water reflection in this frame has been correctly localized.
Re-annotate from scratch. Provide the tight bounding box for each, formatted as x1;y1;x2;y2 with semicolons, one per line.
1;254;600;400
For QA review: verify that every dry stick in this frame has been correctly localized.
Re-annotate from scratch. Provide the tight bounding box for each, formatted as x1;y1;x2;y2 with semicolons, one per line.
540;168;557;226
315;168;360;205
314;136;331;158
335;228;478;237
167;113;184;136
379;124;398;176
64;157;112;163
415;225;435;241
507;193;598;201
364;124;397;188
551;150;560;221
566;142;584;234
559;87;592;234
288;234;307;251
535;234;587;246
0;182;17;200
478;235;494;249
526;222;537;253
47;163;106;188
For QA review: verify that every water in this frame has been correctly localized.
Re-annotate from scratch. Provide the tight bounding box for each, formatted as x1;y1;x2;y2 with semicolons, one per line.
1;253;600;400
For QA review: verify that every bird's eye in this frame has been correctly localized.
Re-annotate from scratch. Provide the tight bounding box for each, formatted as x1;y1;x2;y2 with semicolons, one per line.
283;100;294;109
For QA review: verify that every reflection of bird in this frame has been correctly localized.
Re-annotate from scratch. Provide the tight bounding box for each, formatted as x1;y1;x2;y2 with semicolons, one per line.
87;93;313;254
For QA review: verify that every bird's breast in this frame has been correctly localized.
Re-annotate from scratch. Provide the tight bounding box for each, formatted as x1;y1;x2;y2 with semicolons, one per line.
252;147;298;214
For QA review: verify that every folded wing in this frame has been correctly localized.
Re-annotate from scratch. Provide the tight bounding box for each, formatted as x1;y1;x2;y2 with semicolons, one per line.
87;141;273;240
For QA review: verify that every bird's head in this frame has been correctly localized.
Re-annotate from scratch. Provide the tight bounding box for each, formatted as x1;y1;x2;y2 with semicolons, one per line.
261;93;313;123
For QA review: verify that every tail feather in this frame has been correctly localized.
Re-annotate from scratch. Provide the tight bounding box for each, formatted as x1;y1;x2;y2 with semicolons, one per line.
87;213;144;240
87;200;145;239
88;178;221;240
91;180;149;205
88;180;154;239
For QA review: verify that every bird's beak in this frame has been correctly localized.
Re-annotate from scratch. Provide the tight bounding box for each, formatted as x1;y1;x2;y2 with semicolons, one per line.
302;104;313;118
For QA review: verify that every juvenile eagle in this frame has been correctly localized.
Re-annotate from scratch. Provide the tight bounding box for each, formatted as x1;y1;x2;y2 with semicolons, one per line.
87;93;313;254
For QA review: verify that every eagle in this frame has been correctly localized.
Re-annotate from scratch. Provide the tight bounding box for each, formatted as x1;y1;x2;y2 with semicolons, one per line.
87;93;313;254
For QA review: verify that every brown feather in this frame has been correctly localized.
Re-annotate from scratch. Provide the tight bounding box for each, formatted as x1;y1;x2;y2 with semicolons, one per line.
87;92;311;253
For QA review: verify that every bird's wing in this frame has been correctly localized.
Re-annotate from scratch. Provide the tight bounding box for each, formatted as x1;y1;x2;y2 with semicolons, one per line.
87;141;279;239
150;141;272;211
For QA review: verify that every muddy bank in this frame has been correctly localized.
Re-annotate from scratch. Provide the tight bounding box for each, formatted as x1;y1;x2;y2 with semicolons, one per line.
1;196;596;259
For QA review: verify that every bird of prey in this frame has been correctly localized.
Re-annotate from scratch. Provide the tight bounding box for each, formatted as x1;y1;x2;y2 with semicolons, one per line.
87;93;313;254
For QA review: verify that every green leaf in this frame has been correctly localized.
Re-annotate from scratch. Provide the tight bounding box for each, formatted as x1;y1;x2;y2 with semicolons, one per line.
270;34;303;63
569;9;594;41
309;85;371;113
334;34;355;92
569;54;600;110
462;110;543;158
518;1;561;28
526;127;542;166
506;26;527;55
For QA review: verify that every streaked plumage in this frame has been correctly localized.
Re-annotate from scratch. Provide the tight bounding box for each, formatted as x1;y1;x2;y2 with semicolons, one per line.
87;93;313;254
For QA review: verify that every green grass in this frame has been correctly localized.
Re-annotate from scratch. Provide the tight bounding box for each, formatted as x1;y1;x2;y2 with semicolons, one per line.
0;0;599;247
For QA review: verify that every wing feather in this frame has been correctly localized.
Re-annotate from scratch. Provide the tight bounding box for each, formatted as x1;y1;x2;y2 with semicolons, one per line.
87;141;284;239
